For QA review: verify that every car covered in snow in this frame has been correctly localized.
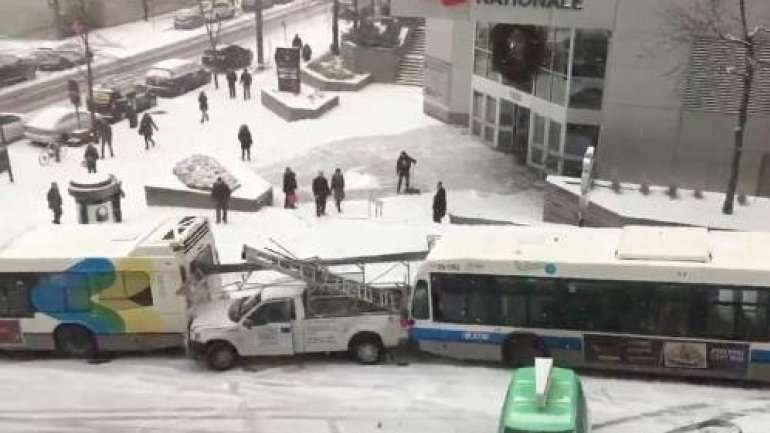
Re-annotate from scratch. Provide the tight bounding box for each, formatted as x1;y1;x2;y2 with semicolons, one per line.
242;0;275;12
0;54;36;87
202;1;237;22
201;44;253;72
188;285;406;370
145;58;211;97
173;7;205;29
24;106;99;145
0;113;26;143
91;79;156;122
29;47;85;71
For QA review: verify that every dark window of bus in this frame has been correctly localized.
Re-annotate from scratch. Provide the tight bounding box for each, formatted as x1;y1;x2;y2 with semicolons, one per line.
432;274;502;324
489;276;526;326
523;278;565;329
735;289;769;341
123;272;153;307
411;280;429;320
0;274;35;318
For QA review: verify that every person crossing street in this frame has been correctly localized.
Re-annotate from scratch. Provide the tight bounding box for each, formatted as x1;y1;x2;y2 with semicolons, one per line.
240;69;252;100
312;171;330;217
226;70;238;99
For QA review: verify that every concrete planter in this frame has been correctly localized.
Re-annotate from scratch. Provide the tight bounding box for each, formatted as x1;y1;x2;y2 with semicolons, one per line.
261;88;339;122
301;54;372;91
340;27;410;83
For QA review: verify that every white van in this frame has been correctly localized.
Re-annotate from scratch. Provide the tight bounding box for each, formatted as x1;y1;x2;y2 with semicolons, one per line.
145;58;211;97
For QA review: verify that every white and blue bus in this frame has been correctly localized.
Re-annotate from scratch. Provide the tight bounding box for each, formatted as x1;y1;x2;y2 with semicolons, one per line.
408;226;770;382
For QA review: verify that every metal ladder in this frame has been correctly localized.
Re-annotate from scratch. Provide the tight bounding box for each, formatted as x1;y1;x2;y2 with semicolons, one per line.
242;246;409;311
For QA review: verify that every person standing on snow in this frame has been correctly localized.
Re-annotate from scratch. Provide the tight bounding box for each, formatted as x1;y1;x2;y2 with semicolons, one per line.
139;112;158;149
97;118;113;158
396;150;416;194
46;182;63;224
211;177;232;224
312;171;330;217
331;167;345;213
432;181;447;223
283;167;298;209
226;70;238;99
238;124;253;161
198;91;209;123
240;69;252;100
292;33;303;49
84;142;99;173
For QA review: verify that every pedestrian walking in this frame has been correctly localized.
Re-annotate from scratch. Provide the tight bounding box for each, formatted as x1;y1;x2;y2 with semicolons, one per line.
198;91;210;123
396;150;417;193
312;170;330;217
226;70;238;99
292;33;303;49
84;142;99;173
112;182;126;223
240;69;252;100
98;118;113;158
283;166;298;209
46;182;63;224
211;177;232;224
238;124;253;161
139;113;158;149
126;98;138;128
432;181;447;223
302;44;313;62
331;167;345;213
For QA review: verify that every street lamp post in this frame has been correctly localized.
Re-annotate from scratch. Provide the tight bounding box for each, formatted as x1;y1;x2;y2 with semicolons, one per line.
254;0;265;68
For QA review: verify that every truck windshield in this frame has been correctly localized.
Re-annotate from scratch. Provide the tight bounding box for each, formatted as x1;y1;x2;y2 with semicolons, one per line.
227;294;261;322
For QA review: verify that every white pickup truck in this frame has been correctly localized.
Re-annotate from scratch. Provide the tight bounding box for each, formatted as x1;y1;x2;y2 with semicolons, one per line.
188;285;406;370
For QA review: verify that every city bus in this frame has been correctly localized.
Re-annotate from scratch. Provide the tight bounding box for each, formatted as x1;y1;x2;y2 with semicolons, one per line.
408;225;770;382
0;216;220;357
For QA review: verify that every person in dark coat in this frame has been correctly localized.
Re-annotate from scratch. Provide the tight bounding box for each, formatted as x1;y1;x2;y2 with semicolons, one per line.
396;150;416;193
238;124;253;161
226;70;238;99
330;167;345;213
112;182;126;223
292;34;303;49
139;113;158;149
302;44;312;62
432;181;447;223
46;182;63;224
211;177;232;224
126;97;138;128
98;118;113;158
312;171;330;217
84;143;99;173
198;91;209;123
240;69;252;100
282;167;298;209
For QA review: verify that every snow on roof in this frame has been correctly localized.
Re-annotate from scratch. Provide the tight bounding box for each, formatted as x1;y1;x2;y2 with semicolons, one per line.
27;106;85;129
426;225;770;273
261;284;304;300
0;220;165;260
149;58;195;71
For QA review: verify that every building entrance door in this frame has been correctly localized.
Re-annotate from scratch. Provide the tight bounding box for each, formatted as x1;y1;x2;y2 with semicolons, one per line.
756;153;770;197
513;105;530;165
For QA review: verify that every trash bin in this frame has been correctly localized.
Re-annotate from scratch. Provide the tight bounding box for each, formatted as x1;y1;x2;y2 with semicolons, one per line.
68;173;124;224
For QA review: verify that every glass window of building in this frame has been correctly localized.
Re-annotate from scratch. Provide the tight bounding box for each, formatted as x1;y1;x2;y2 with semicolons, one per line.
570;30;610;110
548;120;562;152
566;124;600;157
498;100;515;152
491;24;545;93
485;95;497;124
532;114;546;147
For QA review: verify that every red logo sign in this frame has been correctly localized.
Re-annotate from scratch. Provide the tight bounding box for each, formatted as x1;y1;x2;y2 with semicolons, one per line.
0;320;23;345
441;0;467;5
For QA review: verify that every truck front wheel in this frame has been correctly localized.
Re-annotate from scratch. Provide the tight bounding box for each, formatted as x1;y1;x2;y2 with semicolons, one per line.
349;334;384;365
206;341;239;371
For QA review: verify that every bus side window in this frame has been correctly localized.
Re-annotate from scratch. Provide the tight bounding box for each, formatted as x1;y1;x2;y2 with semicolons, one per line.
0;274;36;318
411;280;429;320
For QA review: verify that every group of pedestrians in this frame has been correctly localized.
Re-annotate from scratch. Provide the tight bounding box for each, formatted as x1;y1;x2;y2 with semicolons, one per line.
280;167;345;217
225;68;252;100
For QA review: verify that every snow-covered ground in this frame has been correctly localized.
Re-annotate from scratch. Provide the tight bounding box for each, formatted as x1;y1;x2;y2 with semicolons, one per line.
2;7;769;433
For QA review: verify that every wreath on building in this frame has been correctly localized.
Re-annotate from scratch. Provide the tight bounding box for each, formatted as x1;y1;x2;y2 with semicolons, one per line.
491;24;547;85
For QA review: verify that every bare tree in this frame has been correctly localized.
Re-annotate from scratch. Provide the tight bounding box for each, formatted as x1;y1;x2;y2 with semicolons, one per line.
141;0;150;21
199;0;223;89
68;0;98;135
662;0;770;214
253;0;265;67
331;0;340;55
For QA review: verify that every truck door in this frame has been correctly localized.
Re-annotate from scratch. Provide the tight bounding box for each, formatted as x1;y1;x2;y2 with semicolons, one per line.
239;298;294;356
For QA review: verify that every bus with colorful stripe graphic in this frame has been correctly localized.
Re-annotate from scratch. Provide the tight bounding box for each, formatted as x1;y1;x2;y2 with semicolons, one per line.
0;216;219;357
408;225;770;382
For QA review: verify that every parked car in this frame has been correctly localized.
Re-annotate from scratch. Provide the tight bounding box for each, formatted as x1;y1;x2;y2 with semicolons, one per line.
188;286;406;370
0;54;36;87
145;58;211;97
173;7;205;29
202;44;253;72
202;0;237;22
91;79;156;122
24;106;99;145
242;0;275;12
29;47;85;71
0;113;26;143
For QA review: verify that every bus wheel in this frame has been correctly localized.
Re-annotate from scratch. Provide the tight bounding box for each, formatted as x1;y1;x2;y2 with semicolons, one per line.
55;325;97;359
349;333;384;365
501;334;549;368
206;341;239;371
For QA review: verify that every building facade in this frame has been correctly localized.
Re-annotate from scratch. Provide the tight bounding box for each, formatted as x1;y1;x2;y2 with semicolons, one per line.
393;0;770;195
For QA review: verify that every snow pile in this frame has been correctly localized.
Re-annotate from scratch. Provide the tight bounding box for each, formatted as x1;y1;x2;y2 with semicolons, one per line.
173;154;241;191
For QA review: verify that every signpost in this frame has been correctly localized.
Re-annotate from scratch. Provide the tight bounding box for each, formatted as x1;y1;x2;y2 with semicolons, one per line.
275;47;301;94
577;146;595;226
0;145;13;183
